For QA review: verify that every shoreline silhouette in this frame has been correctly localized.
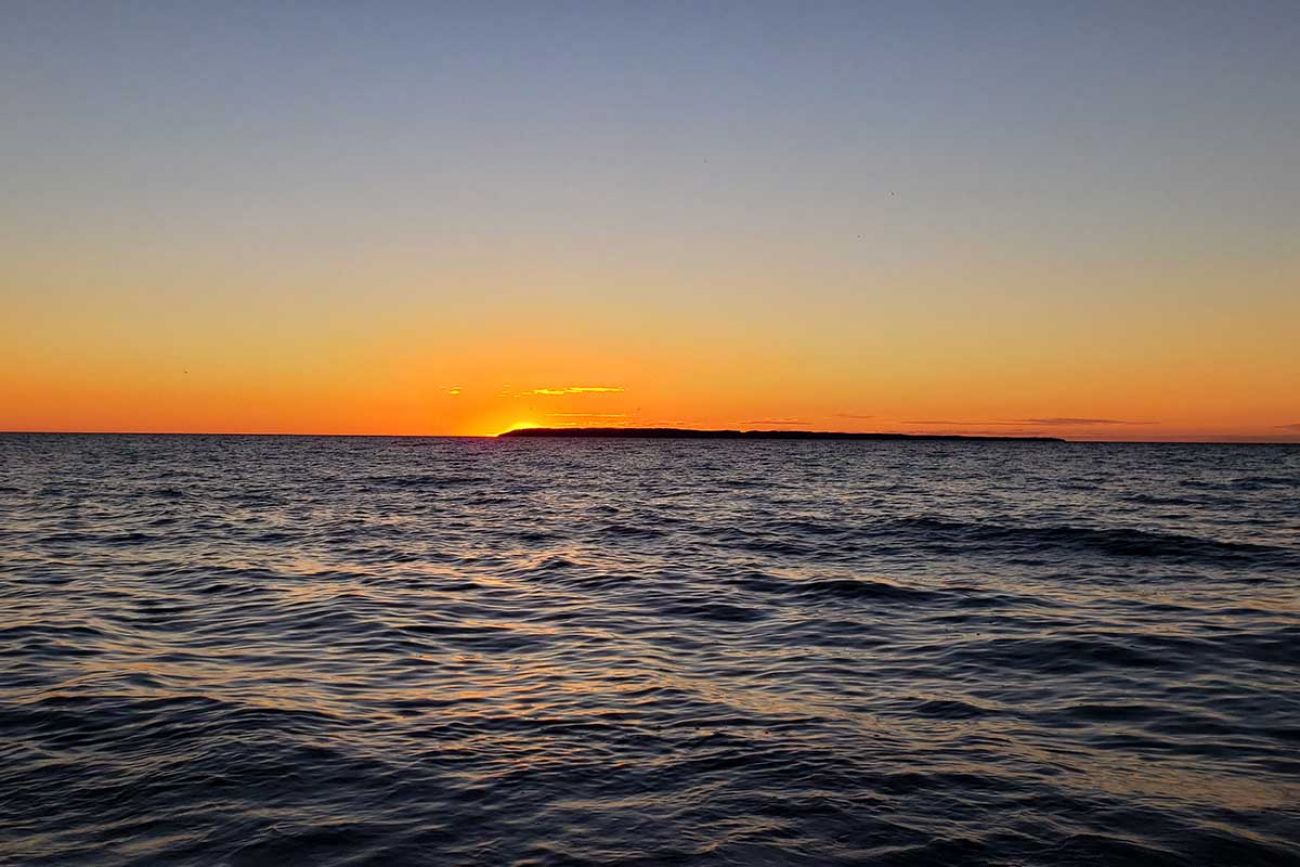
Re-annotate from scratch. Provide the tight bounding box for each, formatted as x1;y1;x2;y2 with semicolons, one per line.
499;427;1065;442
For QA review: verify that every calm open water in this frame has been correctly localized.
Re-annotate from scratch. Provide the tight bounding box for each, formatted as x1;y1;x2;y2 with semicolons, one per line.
1;434;1298;866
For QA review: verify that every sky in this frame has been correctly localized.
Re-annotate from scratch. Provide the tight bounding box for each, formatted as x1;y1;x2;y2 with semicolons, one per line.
3;1;1298;440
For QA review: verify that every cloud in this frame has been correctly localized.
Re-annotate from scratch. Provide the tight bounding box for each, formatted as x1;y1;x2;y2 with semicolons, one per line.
529;386;624;396
447;387;461;396
637;418;700;428
902;420;975;426
904;418;1152;427
833;413;874;419
1015;417;1153;426
546;412;628;418
1278;423;1300;432
745;419;808;426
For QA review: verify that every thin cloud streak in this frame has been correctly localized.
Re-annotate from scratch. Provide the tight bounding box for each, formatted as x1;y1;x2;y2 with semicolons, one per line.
546;412;628;418
529;386;624;396
1017;417;1154;426
903;418;1154;427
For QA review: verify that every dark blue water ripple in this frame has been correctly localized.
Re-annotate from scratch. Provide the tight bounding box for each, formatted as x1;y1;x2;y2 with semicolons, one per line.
1;434;1298;866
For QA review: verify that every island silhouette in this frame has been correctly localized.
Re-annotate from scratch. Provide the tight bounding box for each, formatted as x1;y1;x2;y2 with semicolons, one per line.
499;427;1064;442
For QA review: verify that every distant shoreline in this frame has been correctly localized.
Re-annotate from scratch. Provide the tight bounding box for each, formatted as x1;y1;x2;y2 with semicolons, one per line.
498;427;1065;442
3;431;1297;445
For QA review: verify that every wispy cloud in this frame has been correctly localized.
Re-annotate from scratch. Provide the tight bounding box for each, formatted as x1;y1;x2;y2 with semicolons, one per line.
1016;417;1153;426
902;420;979;426
904;418;1152;427
529;386;624;396
1278;423;1300;432
637;419;700;428
745;419;808;427
546;412;628;418
833;413;874;420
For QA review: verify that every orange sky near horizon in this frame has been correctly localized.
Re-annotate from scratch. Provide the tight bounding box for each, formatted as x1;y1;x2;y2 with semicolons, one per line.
4;248;1298;441
3;5;1298;443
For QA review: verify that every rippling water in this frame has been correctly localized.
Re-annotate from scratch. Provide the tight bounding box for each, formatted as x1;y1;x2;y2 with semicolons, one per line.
2;434;1298;865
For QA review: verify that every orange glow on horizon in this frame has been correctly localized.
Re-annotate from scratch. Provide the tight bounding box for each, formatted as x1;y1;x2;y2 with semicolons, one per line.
4;253;1298;443
501;420;541;435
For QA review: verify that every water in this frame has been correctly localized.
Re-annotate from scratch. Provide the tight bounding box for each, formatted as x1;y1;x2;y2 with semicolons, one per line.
2;434;1298;866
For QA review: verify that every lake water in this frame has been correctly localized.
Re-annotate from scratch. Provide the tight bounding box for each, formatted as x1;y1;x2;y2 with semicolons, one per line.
2;434;1298;865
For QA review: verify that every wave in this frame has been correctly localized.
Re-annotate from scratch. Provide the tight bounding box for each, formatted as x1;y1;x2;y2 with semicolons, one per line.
3;434;1298;866
886;517;1295;566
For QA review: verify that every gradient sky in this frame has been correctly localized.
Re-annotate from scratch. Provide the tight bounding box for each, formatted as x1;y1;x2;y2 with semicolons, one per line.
3;1;1298;439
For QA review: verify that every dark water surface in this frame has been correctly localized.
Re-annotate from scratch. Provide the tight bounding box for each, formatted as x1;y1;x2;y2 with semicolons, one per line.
2;434;1298;866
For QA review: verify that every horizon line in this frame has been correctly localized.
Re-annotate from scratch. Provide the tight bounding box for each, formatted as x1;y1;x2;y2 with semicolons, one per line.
4;429;1300;445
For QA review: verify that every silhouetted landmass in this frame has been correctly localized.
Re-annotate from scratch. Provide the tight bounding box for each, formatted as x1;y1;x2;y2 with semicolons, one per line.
500;427;1065;442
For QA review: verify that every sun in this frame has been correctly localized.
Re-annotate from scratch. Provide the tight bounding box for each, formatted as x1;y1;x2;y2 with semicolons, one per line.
502;419;540;434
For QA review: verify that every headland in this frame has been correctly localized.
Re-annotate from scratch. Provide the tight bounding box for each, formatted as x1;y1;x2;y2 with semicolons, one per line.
499;427;1064;442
